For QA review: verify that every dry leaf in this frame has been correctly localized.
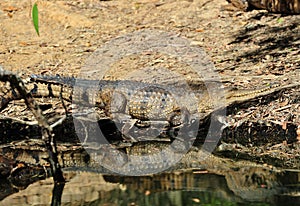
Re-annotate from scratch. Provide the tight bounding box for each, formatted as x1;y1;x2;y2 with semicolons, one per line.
195;28;204;32
3;6;19;12
279;99;289;107
282;121;287;130
192;198;200;203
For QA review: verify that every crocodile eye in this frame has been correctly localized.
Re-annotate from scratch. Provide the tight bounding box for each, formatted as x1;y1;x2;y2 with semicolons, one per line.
30;74;38;80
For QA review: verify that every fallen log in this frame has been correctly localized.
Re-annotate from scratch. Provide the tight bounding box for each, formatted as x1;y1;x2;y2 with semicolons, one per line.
227;0;300;14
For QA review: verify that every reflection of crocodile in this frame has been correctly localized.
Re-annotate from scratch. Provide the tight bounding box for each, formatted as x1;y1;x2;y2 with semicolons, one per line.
0;138;282;174
1;137;299;206
0;135;299;174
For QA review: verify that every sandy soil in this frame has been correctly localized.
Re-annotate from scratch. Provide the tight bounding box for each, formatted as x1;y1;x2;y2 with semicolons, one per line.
0;0;298;80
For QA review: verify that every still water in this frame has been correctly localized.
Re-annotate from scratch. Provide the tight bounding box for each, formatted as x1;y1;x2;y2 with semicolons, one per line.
0;168;299;206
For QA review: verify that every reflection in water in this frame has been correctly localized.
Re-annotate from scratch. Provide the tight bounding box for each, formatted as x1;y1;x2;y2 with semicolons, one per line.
52;183;65;206
0;168;299;206
102;173;243;206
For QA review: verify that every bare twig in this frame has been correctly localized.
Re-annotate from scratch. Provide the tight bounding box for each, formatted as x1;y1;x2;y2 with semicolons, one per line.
50;115;67;129
273;105;292;112
0;114;38;125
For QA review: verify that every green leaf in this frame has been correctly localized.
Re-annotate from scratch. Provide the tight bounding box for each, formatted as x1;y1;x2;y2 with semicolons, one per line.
32;3;39;36
277;18;284;24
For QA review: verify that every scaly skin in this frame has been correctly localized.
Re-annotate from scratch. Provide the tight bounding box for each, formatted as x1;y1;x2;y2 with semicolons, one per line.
0;139;269;175
1;75;194;125
0;74;298;123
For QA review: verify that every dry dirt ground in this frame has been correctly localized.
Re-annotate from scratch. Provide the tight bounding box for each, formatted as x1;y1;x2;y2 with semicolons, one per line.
0;0;299;167
0;0;299;80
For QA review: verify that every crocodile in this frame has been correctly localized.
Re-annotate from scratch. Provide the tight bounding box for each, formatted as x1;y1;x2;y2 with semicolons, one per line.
0;74;288;118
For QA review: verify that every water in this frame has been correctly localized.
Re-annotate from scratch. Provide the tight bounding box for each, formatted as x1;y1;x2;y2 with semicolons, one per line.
0;169;299;206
